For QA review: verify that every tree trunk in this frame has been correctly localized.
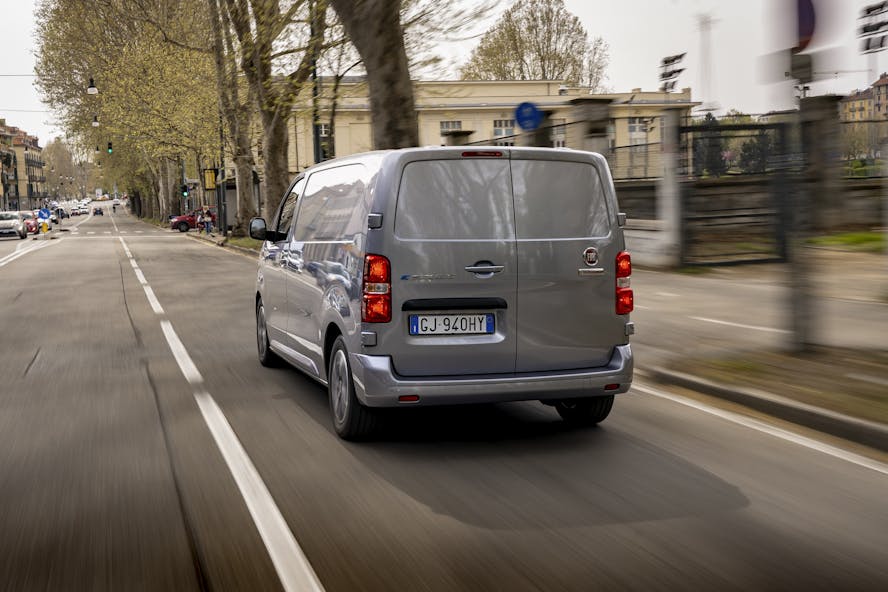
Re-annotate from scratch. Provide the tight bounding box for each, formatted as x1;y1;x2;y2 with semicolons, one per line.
260;108;290;217
330;0;418;148
233;153;256;233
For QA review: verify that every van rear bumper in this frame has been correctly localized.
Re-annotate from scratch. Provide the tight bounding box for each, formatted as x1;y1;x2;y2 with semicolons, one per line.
350;345;633;407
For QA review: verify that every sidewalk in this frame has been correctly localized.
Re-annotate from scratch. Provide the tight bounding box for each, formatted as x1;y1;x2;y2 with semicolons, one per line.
644;248;888;452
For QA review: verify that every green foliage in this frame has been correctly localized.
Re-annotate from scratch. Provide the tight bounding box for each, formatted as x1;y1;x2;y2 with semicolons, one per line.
698;112;727;178
809;232;885;253
738;130;772;174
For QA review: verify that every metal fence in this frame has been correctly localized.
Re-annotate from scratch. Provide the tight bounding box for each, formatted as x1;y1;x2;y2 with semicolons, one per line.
677;121;801;180
840;119;887;178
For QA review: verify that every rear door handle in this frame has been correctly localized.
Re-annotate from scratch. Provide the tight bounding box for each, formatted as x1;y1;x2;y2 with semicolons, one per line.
465;265;504;274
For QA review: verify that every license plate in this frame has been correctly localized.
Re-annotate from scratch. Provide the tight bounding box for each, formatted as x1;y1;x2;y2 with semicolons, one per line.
408;313;495;336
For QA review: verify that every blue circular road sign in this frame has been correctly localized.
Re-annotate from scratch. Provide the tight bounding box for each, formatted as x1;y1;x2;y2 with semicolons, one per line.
515;102;543;131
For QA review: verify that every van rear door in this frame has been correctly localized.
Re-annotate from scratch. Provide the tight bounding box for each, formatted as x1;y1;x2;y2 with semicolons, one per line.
511;156;625;372
386;155;518;377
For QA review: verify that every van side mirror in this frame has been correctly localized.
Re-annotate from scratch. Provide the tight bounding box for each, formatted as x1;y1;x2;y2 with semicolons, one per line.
617;212;627;227
249;217;269;241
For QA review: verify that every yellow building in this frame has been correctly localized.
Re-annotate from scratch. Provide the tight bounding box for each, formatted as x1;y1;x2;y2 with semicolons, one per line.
840;88;874;122
285;79;698;180
0;121;18;211
12;130;45;210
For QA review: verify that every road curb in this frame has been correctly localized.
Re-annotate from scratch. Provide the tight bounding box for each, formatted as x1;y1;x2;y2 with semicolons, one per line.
647;366;888;452
185;232;260;257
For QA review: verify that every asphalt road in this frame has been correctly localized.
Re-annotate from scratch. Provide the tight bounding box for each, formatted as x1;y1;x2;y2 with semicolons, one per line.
0;209;886;591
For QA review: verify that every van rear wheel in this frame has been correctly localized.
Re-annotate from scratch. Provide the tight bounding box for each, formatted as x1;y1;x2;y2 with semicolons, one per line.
328;336;377;440
554;396;614;426
256;299;282;367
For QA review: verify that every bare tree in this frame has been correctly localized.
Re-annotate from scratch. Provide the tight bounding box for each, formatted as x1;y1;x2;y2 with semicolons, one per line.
223;0;329;216
208;0;259;234
329;0;418;148
460;0;610;91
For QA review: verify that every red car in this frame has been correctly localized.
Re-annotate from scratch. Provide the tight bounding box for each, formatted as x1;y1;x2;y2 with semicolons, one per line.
19;212;38;234
170;209;216;232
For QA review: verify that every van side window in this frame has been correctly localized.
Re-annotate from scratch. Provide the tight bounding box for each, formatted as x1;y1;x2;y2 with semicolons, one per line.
512;161;611;239
274;177;306;236
292;164;368;241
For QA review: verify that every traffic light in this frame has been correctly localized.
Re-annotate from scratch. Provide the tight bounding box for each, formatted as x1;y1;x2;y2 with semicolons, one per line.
107;142;112;154
181;184;189;197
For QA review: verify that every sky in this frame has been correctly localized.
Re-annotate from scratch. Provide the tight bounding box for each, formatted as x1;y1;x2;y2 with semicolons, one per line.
1;0;884;147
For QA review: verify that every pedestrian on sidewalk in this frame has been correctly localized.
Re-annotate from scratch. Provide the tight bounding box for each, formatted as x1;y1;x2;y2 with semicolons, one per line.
202;205;213;235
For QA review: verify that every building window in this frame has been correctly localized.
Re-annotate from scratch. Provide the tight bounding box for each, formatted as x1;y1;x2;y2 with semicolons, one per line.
628;117;652;147
493;119;515;146
440;120;462;133
550;118;566;148
318;123;330;138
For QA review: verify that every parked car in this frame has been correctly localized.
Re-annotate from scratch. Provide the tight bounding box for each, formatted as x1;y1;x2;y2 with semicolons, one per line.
0;211;28;239
170;209;216;232
19;212;38;234
249;147;634;439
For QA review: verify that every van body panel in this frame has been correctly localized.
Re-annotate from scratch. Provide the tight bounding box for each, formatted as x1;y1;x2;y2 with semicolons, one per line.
284;162;374;378
511;156;626;372
383;157;518;376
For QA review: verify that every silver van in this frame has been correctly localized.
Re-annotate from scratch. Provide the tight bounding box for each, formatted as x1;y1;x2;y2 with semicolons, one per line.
250;147;634;439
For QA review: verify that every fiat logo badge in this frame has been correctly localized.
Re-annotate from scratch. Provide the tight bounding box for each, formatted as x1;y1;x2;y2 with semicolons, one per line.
582;247;599;267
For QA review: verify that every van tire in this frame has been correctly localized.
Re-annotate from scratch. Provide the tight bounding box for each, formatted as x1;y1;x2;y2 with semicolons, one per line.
328;336;376;440
256;299;282;367
554;396;614;426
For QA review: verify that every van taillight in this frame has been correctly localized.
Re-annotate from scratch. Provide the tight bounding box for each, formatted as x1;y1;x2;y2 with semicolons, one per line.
362;254;391;323
615;251;633;315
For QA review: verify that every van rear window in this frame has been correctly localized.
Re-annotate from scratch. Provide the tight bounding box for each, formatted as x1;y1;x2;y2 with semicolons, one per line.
395;160;514;240
511;160;611;239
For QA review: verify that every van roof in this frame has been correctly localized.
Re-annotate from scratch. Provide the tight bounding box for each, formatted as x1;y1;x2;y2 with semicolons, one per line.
300;146;605;176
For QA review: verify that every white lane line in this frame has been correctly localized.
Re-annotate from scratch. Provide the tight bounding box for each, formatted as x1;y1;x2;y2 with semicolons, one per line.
133;268;148;285
689;316;790;334
634;305;652;310
122;236;324;590
0;240;55;268
192;389;325;592
87;231;95;235
118;237;133;258
656;292;679;298
633;383;888;476
160;320;204;385
143;285;165;315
